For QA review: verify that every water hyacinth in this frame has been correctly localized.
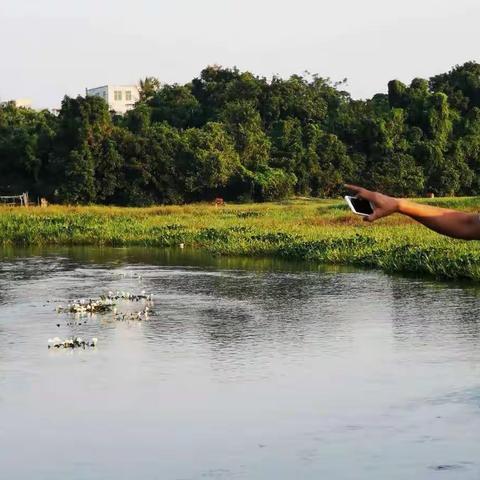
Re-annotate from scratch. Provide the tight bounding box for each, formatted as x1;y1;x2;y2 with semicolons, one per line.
56;291;153;315
50;287;154;350
102;291;153;302
56;298;115;314
112;305;151;322
48;337;98;349
4;199;480;281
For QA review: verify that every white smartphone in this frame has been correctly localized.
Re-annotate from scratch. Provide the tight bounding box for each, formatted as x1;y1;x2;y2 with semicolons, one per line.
344;195;374;216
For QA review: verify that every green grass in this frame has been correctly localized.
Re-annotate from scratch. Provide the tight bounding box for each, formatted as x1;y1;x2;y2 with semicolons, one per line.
2;197;480;281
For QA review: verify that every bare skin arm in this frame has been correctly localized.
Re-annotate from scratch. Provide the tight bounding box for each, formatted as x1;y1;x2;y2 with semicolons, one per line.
345;184;480;240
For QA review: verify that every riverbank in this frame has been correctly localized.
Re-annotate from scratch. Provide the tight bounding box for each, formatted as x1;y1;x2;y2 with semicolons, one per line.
2;197;480;280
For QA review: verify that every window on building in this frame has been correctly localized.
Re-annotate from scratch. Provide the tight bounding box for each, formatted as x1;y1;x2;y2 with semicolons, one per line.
114;91;122;101
125;91;132;101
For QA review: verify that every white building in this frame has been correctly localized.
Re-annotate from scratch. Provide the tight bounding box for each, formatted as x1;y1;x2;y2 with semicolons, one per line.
85;85;139;114
0;98;32;108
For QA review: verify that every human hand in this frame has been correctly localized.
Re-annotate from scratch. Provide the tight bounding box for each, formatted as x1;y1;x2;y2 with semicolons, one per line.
345;184;400;222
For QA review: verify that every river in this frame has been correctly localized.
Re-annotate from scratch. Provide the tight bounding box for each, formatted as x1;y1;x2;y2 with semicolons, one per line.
0;247;479;479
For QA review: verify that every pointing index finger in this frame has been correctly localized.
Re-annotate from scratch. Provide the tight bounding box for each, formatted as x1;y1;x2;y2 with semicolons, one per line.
345;184;364;195
345;184;374;201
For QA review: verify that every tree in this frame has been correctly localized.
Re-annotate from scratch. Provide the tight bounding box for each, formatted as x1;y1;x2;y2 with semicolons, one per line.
141;123;185;204
94;137;124;202
388;80;409;109
59;145;96;203
269;118;307;192
371;152;425;196
251;166;296;201
456;107;480;193
50;95;113;203
179;123;240;199
124;102;151;134
191;65;243;123
149;84;201;128
138;77;161;102
3;62;480;205
305;125;356;197
430;61;480;114
259;74;328;126
220;100;270;170
0;103;56;196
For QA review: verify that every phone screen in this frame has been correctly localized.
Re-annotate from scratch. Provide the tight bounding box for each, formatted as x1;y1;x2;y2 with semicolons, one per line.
350;197;374;215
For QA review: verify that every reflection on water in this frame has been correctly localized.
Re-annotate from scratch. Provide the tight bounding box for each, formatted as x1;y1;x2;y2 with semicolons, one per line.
0;247;480;479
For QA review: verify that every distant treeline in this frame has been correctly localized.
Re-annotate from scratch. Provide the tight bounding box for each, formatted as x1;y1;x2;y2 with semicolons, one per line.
2;62;480;205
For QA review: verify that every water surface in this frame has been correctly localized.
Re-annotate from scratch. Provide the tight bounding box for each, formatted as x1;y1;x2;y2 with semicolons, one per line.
0;247;480;479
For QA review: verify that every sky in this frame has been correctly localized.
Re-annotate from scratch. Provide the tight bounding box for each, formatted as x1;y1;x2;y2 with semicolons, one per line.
1;0;480;109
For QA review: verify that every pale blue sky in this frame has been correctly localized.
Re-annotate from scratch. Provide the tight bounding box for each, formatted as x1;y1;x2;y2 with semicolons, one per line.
1;0;479;109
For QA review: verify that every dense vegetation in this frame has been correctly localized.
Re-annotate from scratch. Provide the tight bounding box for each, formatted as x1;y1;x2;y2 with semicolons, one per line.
3;62;480;204
2;198;480;280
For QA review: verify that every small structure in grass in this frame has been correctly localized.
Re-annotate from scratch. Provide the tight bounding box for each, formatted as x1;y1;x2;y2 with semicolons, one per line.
0;192;29;206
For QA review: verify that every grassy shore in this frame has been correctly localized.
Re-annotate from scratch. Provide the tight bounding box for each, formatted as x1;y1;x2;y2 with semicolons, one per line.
2;197;480;280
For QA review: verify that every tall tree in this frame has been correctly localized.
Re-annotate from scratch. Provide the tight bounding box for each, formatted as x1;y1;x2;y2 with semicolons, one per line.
220;100;270;170
138;77;161;102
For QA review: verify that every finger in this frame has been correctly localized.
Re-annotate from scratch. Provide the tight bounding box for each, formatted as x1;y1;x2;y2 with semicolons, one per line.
345;184;375;201
363;211;380;222
344;184;363;194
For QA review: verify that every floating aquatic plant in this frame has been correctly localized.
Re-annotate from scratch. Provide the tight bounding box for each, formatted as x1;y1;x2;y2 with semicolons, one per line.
56;291;153;316
101;291;153;302
4;199;480;280
112;305;151;322
48;337;97;349
56;298;115;314
50;289;154;350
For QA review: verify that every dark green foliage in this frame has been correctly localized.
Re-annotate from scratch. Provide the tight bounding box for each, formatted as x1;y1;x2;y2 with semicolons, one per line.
180;122;240;199
0;104;56;196
251;166;297;201
60;145;96;203
269;118;305;184
388;80;409;109
220;100;271;170
304;125;356;197
430;62;480;114
148;85;201;129
138;77;161;102
3;62;480;204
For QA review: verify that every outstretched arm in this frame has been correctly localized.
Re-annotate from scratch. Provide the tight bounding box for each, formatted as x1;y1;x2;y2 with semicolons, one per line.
345;184;480;240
